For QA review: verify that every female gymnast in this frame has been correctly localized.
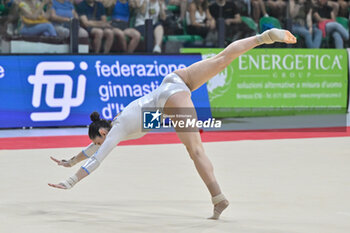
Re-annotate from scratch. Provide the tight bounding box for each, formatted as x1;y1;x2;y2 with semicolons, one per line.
49;29;296;220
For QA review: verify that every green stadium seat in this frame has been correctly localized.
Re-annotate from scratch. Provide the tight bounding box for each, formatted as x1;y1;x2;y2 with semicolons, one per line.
0;4;6;16
241;16;257;32
165;34;203;42
167;4;179;12
336;17;349;30
259;16;281;32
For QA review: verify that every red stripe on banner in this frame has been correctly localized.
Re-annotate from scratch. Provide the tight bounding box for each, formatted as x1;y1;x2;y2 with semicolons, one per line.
0;127;349;150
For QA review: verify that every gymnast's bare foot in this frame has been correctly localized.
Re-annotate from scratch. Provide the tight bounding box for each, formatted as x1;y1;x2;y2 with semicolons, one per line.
280;29;297;44
208;194;229;220
257;28;297;44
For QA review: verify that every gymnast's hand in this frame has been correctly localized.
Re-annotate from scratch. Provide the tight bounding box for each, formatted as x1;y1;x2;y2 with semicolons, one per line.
48;168;87;190
48;175;79;190
48;183;68;189
50;156;72;167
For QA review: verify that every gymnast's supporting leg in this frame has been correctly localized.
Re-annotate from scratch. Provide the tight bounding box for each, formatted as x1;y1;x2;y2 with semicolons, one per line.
164;30;296;219
164;91;228;220
175;29;296;91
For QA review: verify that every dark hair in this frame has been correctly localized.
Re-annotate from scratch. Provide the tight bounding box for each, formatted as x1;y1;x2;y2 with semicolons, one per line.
88;111;112;139
195;0;208;11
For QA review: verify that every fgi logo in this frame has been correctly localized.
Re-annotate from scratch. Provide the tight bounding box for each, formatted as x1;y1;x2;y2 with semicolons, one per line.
143;109;162;129
28;61;87;121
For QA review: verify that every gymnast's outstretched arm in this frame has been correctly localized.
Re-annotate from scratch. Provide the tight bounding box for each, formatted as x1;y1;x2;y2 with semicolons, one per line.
48;123;128;189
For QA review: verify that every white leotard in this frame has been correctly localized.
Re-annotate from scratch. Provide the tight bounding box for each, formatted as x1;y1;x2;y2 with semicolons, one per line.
81;73;191;174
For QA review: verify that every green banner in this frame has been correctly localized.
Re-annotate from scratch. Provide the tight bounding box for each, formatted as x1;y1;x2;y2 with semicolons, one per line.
182;48;348;117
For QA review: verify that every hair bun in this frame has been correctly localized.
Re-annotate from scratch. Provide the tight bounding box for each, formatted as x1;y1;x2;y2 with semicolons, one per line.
90;111;100;122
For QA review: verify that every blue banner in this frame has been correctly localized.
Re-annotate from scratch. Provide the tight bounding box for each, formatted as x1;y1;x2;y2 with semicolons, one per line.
0;54;211;128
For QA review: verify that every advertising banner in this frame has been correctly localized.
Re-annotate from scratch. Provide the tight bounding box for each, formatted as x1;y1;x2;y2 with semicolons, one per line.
0;54;211;128
182;48;348;117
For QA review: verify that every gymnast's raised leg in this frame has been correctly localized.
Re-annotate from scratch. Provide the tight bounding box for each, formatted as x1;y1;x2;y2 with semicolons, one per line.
175;29;296;91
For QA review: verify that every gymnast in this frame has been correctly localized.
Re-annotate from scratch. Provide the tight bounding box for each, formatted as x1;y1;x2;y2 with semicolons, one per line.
49;29;296;220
